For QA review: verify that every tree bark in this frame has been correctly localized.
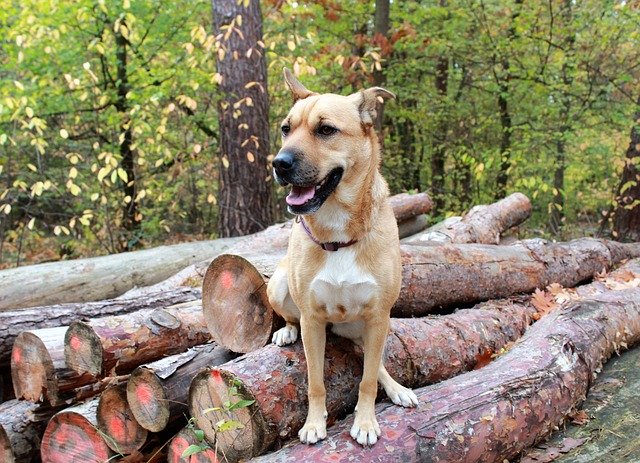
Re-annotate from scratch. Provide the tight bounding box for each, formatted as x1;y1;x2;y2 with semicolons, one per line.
189;297;537;461
252;263;640;463
402;192;531;244
212;0;273;237
612;99;640;242
0;286;200;365
40;397;115;463
127;344;236;432
386;192;433;222
202;237;640;352
96;384;148;454
0;238;237;311
64;300;210;377
0;399;46;463
372;0;390;136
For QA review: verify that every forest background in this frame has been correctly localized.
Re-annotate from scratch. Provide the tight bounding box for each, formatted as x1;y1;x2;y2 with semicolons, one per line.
1;0;639;268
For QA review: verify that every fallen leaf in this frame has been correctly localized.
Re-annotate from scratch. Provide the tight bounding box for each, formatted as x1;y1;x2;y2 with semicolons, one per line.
569;409;590;425
531;288;557;319
474;348;494;370
558;436;587;453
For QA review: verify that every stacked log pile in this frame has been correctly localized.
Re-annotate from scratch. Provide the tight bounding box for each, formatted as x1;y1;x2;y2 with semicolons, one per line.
2;191;640;463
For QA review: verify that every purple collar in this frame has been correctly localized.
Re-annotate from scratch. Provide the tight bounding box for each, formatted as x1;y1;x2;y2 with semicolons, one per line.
298;217;358;252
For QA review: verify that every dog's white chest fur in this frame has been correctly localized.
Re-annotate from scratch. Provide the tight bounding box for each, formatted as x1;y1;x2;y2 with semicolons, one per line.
310;248;378;321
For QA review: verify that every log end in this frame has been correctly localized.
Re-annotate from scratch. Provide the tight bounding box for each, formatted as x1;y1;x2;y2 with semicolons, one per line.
97;385;148;454
64;321;103;377
188;367;266;462
167;428;221;463
11;331;57;403
41;410;113;463
126;366;169;432
202;254;274;353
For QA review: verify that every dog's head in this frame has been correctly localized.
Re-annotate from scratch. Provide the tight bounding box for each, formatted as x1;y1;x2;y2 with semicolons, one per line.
273;69;394;215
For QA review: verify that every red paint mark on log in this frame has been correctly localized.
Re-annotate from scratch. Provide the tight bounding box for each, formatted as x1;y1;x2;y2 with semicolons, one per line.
220;270;234;290
12;347;21;363
55;423;71;445
136;383;154;406
170;436;188;462
69;335;82;351
211;369;222;382
109;416;126;442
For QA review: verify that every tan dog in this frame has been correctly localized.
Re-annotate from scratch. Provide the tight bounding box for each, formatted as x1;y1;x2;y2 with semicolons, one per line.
266;69;418;447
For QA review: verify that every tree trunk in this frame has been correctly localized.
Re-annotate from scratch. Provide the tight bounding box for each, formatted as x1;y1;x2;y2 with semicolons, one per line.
96;384;148;454
372;0;390;136
0;286;200;365
0;238;238;311
402;192;531;244
612;100;640;242
0;399;46;463
431;51;449;213
189;297;537;461
202;237;640;352
64;300;210;377
41;397;115;463
127;344;236;432
212;0;273;237
252;263;640;463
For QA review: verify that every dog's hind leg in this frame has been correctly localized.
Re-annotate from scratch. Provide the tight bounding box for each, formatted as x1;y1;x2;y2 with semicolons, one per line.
267;257;300;346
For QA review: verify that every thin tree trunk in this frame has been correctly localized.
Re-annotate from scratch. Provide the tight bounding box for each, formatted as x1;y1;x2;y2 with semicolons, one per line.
212;0;273;237
431;51;449;213
373;0;390;135
612;99;640;241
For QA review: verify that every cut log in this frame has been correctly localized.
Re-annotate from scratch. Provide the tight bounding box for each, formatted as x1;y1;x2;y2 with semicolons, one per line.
386;192;433;222
41;397;115;463
167;427;220;463
64;300;210;377
0;399;46;463
396;214;429;239
11;326;95;405
96;384;148;454
0;286;200;365
402;192;531;244
189;297;536;461
0;238;240;311
251;262;640;463
121;192;432;300
203;237;640;352
127;344;236;432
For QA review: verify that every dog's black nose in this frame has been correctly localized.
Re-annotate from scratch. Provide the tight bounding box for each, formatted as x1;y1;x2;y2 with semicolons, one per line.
273;151;295;173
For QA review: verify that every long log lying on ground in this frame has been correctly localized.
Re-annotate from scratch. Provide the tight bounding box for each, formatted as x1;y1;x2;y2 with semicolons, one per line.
41;397;115;462
252;262;640;463
121;192;433;300
127;344;236;432
0;400;46;463
64;300;209;377
189;297;536;461
97;384;148;454
0;238;240;311
203;238;640;352
0;286;200;365
403;192;531;244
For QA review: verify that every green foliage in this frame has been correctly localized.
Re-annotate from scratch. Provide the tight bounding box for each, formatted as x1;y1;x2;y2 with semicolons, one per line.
1;0;639;264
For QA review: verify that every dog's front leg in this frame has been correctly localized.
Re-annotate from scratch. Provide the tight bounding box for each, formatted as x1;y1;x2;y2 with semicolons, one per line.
351;316;389;446
298;313;328;444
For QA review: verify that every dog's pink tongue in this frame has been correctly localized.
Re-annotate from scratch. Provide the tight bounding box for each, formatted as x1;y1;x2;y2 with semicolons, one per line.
286;185;315;206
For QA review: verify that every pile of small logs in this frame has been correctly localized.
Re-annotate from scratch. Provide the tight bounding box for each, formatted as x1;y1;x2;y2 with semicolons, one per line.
1;191;639;463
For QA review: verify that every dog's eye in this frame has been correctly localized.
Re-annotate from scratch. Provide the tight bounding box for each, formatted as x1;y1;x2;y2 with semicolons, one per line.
317;125;337;136
281;125;290;136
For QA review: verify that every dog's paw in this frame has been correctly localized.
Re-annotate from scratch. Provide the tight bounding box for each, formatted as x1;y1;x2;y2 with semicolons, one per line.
350;416;381;446
387;384;419;408
298;420;327;444
272;325;298;346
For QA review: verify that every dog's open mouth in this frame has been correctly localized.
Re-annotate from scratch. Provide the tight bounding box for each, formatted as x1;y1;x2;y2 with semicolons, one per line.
285;167;343;214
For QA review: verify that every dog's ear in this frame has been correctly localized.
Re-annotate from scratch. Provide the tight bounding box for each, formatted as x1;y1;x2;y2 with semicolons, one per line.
357;87;396;126
283;68;315;102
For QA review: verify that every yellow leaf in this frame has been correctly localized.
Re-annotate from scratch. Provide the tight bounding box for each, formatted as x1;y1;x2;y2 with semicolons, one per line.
69;167;78;179
27;217;35;230
97;166;110;182
287;40;296;51
123;0;130;9
246;152;255;162
193;144;202;154
27;164;37;172
117;168;128;183
2;204;11;214
91;193;100;201
14;81;24;91
25;107;34;118
207;193;217;204
53;225;61;235
222;157;229;169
